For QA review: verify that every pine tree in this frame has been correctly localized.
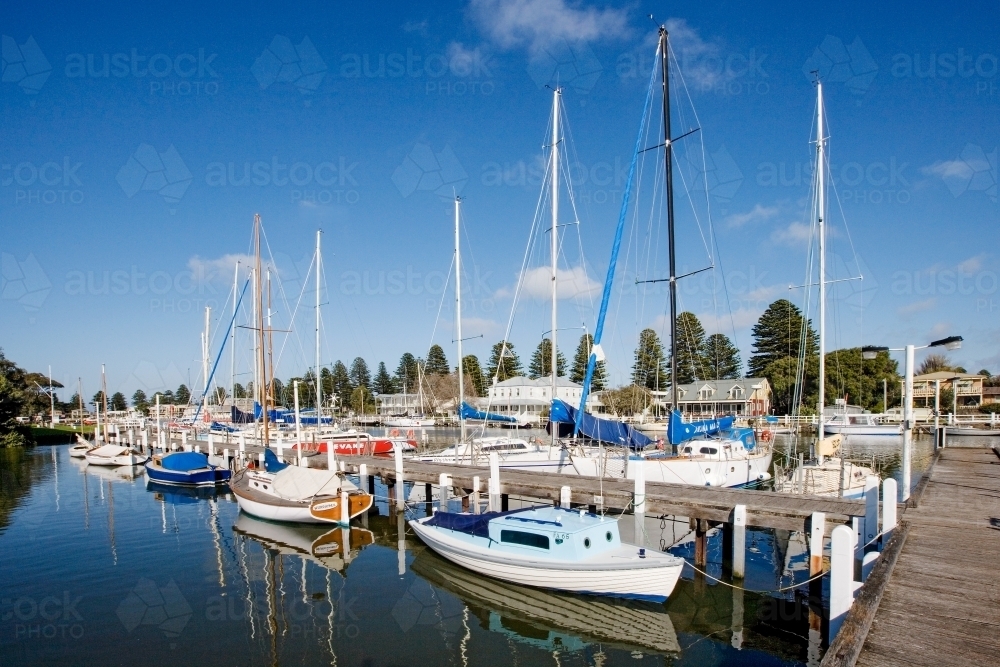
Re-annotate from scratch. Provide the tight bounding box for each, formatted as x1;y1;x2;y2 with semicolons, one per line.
425;345;449;375
748;299;818;378
394;353;420;392
632;329;667;390
349;357;371;391
701;333;742;379
674;312;707;383
373;362;395;394
462;355;486;397
131;389;148;412
485;341;523;383
330;361;352;412
175;384;191;405
570;333;607;391
110;392;127;411
528;338;567;379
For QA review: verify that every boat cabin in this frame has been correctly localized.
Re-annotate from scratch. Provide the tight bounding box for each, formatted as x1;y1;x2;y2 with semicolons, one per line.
486;507;622;560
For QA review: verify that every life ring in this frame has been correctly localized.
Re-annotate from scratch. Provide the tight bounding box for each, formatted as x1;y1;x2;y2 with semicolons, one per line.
406;429;415;439
760;430;773;443
390;429;400;437
656;438;665;451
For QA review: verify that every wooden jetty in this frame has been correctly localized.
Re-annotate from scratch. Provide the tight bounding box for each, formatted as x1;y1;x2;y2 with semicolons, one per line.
823;446;1000;666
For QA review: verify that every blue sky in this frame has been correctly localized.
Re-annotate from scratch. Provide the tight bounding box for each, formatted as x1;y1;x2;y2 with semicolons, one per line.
1;0;998;401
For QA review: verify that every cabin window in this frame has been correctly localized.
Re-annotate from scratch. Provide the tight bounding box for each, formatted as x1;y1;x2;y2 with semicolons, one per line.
699;447;718;455
606;531;613;542
584;537;591;548
500;530;550;550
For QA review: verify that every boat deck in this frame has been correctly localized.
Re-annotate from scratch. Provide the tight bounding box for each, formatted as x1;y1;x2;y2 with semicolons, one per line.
230;473;309;508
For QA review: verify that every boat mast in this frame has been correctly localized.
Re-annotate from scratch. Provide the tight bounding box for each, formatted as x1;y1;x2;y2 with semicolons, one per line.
254;214;270;445
660;27;679;413
231;261;238;407
815;79;827;422
203;305;211;414
550;86;561;445
455;196;466;443
315;229;323;415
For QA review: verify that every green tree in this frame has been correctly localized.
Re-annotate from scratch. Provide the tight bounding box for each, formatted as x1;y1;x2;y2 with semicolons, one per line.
132;389;149;414
486;341;523;383
569;333;607;391
765;355;819;415
748;299;818;378
394;353;420;392
917;353;957;375
212;387;228;405
175;384;191;405
110;392;127;411
632;329;666;390
330;361;352;412
0;350;32;447
528;338;567;379
350;386;375;414
600;385;652;419
825;348;900;411
462;355;486;397
674;312;707;383
425;345;449;375
373;362;395;395
233;382;246;399
91;391;107;411
702;333;742;380
349;357;371;391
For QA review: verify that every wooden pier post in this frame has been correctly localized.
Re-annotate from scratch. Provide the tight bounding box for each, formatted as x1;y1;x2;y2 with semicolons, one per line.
829;524;857;641
223;448;230;469
809;512;826;578
424;482;433;511
863;476;879;552
277;431;284;463
731;505;746;579
731;585;744;650
694;518;709;567
394;443;405;512
359;463;368;498
488;453;500;511
471;476;480;514
238;433;245;455
633;463;646;548
438;473;451;512
396;510;406;576
560;485;571;509
367;470;375;495
182;430;188;451
141;430;148;451
881;478;897;546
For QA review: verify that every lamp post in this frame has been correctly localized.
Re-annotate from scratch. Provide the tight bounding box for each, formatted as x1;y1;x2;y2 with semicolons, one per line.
862;335;962;501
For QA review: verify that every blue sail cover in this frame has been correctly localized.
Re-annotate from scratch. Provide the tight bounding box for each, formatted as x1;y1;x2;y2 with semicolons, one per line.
666;410;735;446
160;451;210;471
550;399;653;449
458;402;519;424
253;402;293;423
211;421;238;433
231;406;255;424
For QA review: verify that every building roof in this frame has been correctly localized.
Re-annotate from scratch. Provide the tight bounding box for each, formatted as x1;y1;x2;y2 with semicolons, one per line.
492;376;582;389
650;378;768;397
914;371;985;381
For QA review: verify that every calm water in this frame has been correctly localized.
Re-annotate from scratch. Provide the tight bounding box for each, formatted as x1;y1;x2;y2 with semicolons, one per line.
0;434;934;666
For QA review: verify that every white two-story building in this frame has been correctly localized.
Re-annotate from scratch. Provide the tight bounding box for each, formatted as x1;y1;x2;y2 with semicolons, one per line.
482;376;602;425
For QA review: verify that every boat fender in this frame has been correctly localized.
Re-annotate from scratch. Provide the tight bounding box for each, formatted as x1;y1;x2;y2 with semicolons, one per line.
390;429;400;437
639;548;646;559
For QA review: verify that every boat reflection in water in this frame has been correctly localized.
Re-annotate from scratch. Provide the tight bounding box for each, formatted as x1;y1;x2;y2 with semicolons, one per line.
411;549;680;656
233;513;374;573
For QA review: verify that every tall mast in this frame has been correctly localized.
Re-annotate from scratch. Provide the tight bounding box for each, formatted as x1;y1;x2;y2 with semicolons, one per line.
315;229;323;414
660;27;679;412
455;196;466;443
266;265;273;441
816;80;826;420
550;86;561;444
231;261;238;406
254;214;269;444
203;305;211;412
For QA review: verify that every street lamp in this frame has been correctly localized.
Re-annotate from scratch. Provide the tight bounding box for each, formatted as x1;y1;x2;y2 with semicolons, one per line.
861;335;962;501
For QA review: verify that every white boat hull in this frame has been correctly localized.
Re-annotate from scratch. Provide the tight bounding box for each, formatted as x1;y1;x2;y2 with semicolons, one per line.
234;493;323;523
85;453;143;466
385;418;435;428
410;520;682;602
823;424;901;436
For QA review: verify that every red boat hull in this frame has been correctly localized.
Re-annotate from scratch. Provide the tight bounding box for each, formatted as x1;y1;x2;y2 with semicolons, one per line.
290;439;416;457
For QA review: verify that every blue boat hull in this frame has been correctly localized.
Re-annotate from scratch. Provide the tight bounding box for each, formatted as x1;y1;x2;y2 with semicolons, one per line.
144;462;231;487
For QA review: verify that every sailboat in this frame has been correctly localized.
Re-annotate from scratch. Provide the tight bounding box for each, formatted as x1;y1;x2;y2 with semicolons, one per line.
229;214;374;524
775;79;881;497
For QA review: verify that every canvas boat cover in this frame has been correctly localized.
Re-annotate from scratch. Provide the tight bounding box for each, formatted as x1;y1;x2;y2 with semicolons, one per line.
160;451;210;471
423;508;527;538
459;402;520;424
90;445;131;457
666;411;735;446
549;399;653;449
270;465;358;500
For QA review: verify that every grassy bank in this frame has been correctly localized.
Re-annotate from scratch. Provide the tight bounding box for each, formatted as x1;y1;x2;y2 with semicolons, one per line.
28;425;88;445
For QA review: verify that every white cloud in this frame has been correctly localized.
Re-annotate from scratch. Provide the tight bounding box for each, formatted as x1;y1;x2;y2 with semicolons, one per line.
495;265;601;301
469;0;628;56
957;255;984;274
663;18;727;89
725;203;779;228
897;297;936;317
922;159;972;180
770;221;812;245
